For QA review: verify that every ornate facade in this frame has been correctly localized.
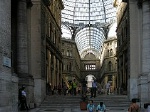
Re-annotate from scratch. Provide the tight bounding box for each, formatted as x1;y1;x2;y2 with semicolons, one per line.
115;1;128;95
80;54;101;81
99;37;117;94
115;0;150;108
61;38;81;86
0;0;63;111
1;0;150;111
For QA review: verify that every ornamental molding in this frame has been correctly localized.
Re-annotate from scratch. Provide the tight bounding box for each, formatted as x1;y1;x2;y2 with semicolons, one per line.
137;0;143;8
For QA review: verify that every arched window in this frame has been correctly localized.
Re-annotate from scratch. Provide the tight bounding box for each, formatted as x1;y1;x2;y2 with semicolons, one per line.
107;50;109;57
105;49;109;57
110;49;113;56
67;50;69;56
85;64;96;70
70;50;72;57
61;49;64;55
108;61;112;71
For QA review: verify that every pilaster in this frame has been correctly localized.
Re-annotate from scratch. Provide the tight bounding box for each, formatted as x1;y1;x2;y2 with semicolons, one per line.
17;0;29;76
0;0;15;111
138;73;148;108
128;0;140;100
148;73;150;103
17;0;34;107
142;1;150;73
138;0;150;108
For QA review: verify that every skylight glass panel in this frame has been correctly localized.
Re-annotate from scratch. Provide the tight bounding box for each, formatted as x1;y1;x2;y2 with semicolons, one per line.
62;0;116;57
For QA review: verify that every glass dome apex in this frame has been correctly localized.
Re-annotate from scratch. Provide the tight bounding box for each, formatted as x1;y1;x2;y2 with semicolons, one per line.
61;0;117;58
61;0;116;26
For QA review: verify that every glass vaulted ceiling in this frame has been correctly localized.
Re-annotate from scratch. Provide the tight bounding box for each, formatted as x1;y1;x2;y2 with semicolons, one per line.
61;0;116;58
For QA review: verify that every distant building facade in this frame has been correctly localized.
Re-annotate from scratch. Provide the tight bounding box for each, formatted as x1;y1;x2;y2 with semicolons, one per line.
61;38;81;85
99;37;117;94
80;54;101;82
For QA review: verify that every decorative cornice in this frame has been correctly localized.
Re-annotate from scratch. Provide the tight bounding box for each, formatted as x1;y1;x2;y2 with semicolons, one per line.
113;0;118;7
26;0;33;7
137;0;143;8
122;0;127;3
43;0;51;6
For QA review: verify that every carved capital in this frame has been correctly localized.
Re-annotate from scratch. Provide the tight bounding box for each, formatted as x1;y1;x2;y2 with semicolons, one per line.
43;0;51;6
137;0;143;8
26;0;33;7
17;0;33;7
122;0;127;3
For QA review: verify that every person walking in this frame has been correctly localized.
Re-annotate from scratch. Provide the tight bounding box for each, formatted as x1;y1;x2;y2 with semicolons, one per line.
128;98;140;112
58;83;62;95
46;83;51;95
87;100;95;112
68;82;72;95
91;80;97;98
82;79;87;95
105;81;110;95
96;102;106;112
72;79;77;95
19;86;29;110
63;82;67;95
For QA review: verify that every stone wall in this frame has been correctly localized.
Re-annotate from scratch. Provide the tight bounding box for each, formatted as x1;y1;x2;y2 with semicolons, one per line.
0;0;18;111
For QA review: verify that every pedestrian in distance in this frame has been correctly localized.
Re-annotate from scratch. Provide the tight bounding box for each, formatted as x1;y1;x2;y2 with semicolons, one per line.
96;102;106;112
58;83;62;95
91;79;97;98
105;81;110;95
72;79;77;95
81;79;87;95
128;98;140;112
63;82;67;95
18;85;29;111
46;83;51;95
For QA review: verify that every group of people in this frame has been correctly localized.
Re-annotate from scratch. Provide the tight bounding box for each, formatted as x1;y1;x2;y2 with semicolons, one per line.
47;79;111;97
87;100;106;112
46;79;79;96
18;84;140;112
67;79;78;95
88;80;112;98
86;98;140;112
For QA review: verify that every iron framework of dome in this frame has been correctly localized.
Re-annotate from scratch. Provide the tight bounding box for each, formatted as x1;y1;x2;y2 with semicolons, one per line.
61;0;116;58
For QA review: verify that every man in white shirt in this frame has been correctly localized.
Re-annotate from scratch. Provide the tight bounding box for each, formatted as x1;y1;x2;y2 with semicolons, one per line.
105;82;110;95
91;80;97;98
20;86;29;110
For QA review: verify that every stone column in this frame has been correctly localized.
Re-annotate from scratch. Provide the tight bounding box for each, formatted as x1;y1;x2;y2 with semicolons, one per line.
142;0;150;73
17;0;34;108
139;0;150;108
17;0;28;76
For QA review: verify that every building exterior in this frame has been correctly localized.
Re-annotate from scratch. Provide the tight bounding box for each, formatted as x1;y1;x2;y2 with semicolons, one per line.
115;1;128;95
44;0;64;96
1;0;150;111
61;38;81;86
1;0;15;111
114;0;150;107
80;54;101;82
99;33;117;94
0;0;63;111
